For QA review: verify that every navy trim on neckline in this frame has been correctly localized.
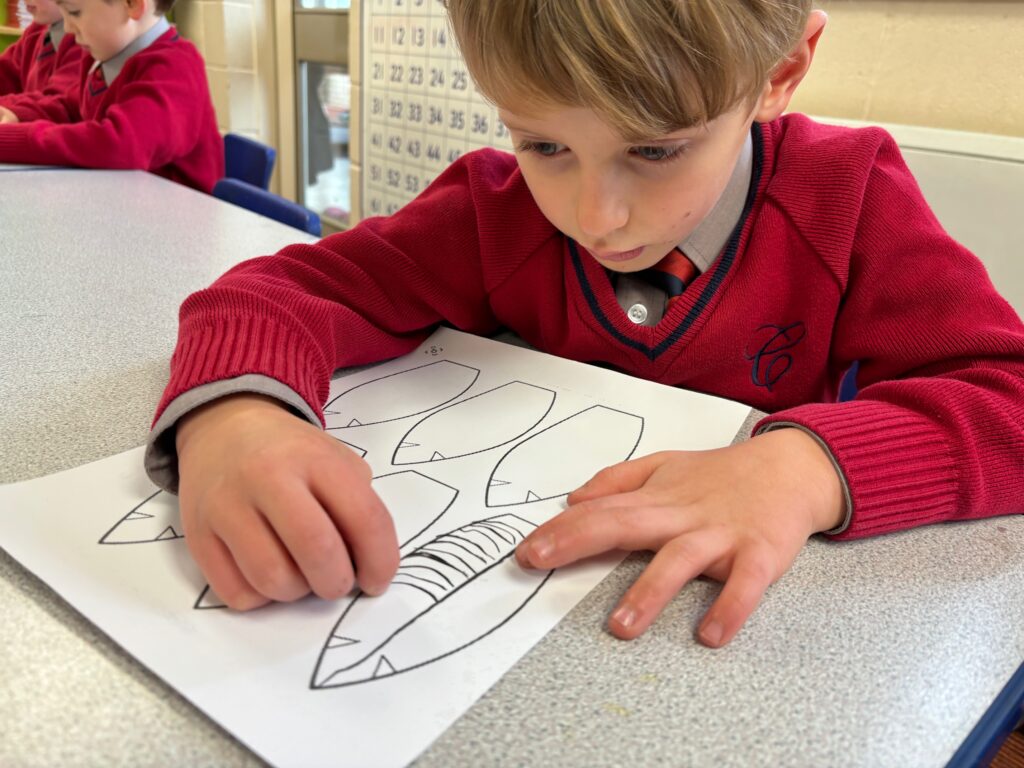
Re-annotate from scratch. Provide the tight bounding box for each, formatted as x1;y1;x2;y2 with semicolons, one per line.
569;121;765;361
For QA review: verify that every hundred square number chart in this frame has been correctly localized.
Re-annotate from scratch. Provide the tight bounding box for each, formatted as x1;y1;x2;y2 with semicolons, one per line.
362;0;514;218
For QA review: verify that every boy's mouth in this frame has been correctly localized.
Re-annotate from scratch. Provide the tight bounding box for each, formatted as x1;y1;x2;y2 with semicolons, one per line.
585;246;644;263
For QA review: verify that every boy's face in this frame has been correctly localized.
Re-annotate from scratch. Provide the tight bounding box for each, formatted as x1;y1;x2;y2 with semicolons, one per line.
26;0;63;26
499;102;755;273
58;0;136;62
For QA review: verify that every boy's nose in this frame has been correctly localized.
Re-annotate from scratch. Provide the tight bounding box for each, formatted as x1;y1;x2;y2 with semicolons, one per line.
575;173;628;240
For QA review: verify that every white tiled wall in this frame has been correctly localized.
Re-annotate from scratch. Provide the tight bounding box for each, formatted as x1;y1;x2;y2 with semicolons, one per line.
175;0;275;156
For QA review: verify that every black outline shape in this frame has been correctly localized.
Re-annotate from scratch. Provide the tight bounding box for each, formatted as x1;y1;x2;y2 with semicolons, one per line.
335;439;368;458
193;585;227;610
99;490;185;545
391;381;556;465
324;361;480;428
485;405;645;507
371;470;459;549
310;514;551;689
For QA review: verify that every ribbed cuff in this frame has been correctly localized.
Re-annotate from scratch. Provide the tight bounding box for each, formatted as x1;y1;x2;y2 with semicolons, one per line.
756;401;959;540
154;313;331;428
0;125;35;162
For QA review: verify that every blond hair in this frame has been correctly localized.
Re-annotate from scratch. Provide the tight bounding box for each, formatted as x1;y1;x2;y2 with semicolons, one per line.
445;0;811;140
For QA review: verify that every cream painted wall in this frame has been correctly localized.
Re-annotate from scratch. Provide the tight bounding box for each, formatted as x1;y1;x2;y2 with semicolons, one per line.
791;1;1024;138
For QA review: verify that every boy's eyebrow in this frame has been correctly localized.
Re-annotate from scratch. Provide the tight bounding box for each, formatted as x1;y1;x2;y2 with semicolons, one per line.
501;116;694;145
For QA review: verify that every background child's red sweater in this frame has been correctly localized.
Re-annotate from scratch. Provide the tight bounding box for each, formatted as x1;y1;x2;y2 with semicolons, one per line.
0;22;82;98
0;27;222;192
155;115;1024;539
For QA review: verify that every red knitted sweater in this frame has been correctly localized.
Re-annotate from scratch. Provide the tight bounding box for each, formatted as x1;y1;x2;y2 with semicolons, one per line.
0;22;83;98
156;114;1024;539
0;27;222;192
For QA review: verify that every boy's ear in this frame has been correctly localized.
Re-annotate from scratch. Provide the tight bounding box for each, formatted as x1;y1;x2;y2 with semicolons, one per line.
754;10;827;123
124;0;148;21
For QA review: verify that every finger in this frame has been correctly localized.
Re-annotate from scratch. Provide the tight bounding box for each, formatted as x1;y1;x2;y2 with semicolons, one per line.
567;452;669;504
257;482;356;601
516;499;696;569
209;504;310;603
696;546;775;648
186;524;270;611
607;529;731;640
311;465;400;596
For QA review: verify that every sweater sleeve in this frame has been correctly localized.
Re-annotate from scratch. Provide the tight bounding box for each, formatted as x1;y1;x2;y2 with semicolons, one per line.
153;152;516;428
0;56;199;166
757;134;1024;539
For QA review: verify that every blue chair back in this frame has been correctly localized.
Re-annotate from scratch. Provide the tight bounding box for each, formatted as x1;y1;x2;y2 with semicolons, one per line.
224;133;277;191
213;178;322;237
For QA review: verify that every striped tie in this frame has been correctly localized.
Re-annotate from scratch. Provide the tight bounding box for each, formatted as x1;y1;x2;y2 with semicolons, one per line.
641;248;698;307
88;64;107;97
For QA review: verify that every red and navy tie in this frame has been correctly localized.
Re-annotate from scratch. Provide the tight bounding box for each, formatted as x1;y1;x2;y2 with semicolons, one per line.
88;64;107;97
641;247;698;307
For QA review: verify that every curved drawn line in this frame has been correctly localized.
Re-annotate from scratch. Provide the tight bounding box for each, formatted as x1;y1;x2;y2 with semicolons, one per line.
310;571;554;690
399;564;455;587
485;405;645;507
387;579;439;603
475;520;518;545
393;570;449;591
325;361;480;427
418;544;474;574
98;490;182;545
391;381;556;465
414;550;470;578
443;533;490;562
311;515;538;688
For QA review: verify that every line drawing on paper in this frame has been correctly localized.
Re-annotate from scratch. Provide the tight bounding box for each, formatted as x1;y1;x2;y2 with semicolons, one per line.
486;405;644;506
371;470;459;548
99;490;184;544
194;585;227;610
324;361;480;429
392;381;556;464
311;513;551;689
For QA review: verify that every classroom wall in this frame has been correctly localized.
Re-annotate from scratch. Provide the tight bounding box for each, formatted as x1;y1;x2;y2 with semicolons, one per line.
791;0;1024;138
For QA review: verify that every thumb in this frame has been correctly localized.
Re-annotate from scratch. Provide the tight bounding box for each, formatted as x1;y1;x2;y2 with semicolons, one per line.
567;452;667;504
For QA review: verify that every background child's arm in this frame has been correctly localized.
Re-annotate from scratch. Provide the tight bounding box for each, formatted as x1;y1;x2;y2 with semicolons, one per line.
0;28;30;96
174;393;400;608
516;428;844;647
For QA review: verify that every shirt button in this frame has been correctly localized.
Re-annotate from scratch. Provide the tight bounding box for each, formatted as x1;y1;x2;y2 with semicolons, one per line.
627;303;648;324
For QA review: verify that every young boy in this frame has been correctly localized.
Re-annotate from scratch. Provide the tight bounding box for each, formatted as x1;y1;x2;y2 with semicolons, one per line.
146;1;1024;647
0;0;83;99
0;0;222;193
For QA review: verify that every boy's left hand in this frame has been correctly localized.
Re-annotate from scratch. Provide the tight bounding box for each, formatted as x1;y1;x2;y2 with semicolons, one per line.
515;428;844;647
0;107;18;124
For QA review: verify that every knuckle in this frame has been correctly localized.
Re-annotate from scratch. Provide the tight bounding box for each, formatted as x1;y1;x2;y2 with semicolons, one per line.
661;535;703;565
249;560;306;601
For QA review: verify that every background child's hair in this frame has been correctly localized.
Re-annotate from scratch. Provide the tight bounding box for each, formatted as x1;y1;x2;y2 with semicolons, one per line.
445;0;811;139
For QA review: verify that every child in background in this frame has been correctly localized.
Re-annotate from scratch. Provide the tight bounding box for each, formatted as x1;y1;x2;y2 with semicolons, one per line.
0;0;222;192
146;1;1024;646
0;0;83;99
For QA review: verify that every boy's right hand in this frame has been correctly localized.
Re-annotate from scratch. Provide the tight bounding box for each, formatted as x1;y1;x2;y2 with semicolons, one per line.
175;393;399;610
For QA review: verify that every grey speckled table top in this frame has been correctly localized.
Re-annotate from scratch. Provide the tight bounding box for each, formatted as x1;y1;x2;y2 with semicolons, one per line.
1;168;1023;768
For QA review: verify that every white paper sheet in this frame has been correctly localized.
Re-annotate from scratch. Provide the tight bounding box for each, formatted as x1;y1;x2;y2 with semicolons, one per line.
0;328;751;767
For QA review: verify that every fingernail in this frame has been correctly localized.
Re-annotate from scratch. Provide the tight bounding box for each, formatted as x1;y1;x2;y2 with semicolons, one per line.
528;534;554;562
699;619;723;647
611;605;636;629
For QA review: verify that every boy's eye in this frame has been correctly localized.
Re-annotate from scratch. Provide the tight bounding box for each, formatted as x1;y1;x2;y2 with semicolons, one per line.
631;145;685;162
515;140;565;157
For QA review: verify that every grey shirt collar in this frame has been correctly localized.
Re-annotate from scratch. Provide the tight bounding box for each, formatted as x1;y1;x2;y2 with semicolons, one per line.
48;19;65;49
100;16;169;85
677;131;753;273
